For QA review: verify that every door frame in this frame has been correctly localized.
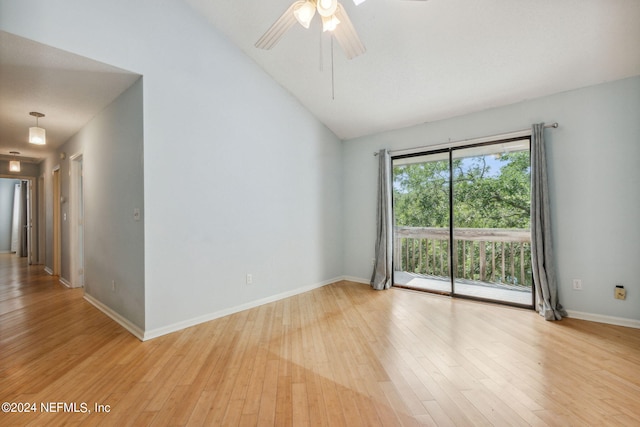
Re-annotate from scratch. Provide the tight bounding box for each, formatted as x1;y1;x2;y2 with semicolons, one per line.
391;136;535;309
0;175;37;264
52;166;61;276
69;153;85;288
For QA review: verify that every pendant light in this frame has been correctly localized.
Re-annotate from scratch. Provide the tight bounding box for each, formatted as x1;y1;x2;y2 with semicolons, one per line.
9;151;21;172
29;112;46;145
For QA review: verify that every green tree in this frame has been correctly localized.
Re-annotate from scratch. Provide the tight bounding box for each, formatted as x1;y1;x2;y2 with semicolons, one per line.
393;151;530;229
393;150;532;286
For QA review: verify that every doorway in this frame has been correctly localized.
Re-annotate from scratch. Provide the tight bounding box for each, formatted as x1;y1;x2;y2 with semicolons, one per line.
0;177;35;262
392;138;534;308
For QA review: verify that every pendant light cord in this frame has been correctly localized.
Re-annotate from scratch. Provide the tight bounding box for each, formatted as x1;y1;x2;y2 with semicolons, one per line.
331;35;335;100
319;32;324;71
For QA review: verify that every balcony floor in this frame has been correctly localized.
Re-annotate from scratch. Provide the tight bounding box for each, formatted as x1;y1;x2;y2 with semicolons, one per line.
394;271;533;306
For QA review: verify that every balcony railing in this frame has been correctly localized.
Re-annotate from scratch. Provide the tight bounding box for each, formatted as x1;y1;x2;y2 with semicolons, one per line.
394;226;532;288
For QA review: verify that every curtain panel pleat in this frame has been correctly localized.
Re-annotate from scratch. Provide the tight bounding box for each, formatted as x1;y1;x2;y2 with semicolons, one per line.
371;149;393;290
531;123;567;320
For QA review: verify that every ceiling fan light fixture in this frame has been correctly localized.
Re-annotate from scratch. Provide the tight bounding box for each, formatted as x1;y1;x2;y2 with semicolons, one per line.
322;15;341;32
28;112;46;145
294;0;316;28
317;0;338;17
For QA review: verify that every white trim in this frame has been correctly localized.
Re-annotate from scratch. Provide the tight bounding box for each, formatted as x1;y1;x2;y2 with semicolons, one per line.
340;278;640;329
59;277;72;288
143;277;341;341
565;310;640;329
341;276;370;285
69;153;84;288
44;266;53;275
84;293;145;340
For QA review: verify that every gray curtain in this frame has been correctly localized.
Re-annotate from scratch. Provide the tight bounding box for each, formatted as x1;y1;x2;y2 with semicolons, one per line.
531;123;566;320
370;149;393;290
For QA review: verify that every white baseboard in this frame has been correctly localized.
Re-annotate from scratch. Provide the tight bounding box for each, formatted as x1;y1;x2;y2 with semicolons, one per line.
59;277;72;288
143;277;341;341
340;276;370;285
44;266;53;275
340;278;639;329
82;276;638;344
83;293;145;340
565;310;640;329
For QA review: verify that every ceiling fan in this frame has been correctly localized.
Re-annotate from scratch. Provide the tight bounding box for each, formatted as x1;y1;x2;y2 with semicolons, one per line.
256;0;428;60
256;0;366;59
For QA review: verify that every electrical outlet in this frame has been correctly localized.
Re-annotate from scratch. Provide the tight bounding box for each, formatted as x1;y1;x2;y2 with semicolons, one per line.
246;274;253;285
572;279;583;290
614;285;626;300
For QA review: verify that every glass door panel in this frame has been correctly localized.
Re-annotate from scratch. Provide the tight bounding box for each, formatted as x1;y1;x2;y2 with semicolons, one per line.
451;140;533;306
392;151;452;294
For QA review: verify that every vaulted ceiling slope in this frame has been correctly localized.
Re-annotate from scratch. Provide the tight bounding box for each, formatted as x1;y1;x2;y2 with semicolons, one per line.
184;0;640;140
0;31;140;163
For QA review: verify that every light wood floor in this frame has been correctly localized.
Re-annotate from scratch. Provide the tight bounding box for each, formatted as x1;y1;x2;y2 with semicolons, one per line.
1;254;640;426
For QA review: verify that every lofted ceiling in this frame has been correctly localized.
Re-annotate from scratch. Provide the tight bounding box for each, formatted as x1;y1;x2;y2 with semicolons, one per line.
0;31;140;165
184;0;640;140
1;1;639;167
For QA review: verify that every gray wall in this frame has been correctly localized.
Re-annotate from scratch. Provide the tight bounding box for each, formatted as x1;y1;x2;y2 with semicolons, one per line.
343;76;640;323
4;0;634;335
39;78;145;329
1;0;344;335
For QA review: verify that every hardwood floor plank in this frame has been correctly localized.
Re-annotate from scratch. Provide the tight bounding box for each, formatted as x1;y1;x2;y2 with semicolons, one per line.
290;383;310;427
2;255;640;426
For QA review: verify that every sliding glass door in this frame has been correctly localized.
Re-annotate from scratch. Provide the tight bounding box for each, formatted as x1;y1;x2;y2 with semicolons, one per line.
393;150;453;294
392;138;534;308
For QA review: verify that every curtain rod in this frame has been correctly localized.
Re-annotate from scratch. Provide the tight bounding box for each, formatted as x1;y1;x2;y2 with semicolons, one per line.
374;122;559;156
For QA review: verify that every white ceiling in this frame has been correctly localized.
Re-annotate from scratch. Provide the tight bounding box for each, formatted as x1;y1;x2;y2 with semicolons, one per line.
1;1;638;166
0;31;140;164
184;0;640;140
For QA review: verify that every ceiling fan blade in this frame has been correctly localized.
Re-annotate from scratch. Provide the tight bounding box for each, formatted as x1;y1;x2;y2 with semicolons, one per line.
255;1;304;50
333;3;366;59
